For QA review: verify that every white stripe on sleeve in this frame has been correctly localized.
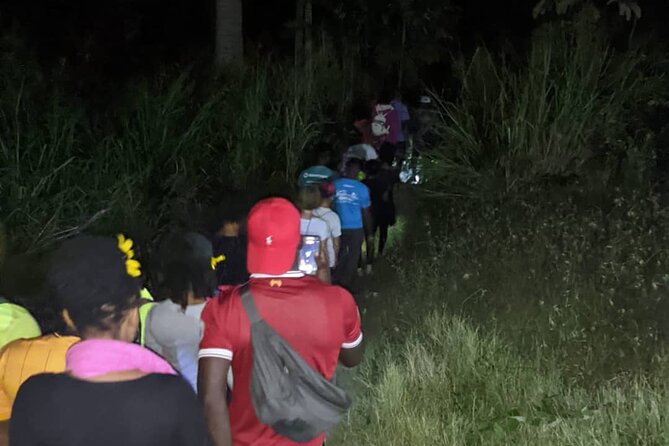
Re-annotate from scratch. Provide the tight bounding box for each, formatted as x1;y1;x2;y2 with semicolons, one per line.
342;332;363;349
198;348;233;361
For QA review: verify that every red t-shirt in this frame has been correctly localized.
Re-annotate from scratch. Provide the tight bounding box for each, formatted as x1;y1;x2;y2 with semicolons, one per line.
199;274;363;446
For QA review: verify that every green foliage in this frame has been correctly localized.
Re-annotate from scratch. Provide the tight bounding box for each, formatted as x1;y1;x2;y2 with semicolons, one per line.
333;187;669;444
423;24;662;199
327;0;457;86
0;46;354;255
336;312;669;445
533;0;641;21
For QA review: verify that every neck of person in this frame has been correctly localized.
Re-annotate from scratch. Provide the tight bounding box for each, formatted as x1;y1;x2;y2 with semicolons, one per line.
185;291;206;306
301;210;313;219
217;225;239;237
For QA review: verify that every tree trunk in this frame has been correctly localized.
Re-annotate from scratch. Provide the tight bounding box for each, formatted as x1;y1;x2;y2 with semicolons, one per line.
398;15;406;89
294;0;305;67
304;0;312;68
215;0;243;70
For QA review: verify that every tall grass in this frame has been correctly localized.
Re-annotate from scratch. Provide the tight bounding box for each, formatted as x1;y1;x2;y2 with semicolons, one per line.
335;312;669;445
333;186;669;444
424;24;664;198
0;46;357;256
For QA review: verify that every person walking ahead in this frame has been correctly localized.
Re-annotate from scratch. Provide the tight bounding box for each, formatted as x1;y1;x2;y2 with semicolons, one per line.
198;198;364;446
10;235;210;446
333;158;373;292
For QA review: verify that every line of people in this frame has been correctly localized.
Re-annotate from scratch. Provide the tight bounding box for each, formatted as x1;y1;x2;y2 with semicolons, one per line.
0;194;365;446
0;90;418;445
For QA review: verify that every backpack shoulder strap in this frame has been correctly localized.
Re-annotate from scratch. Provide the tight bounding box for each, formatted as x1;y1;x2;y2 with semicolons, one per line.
240;284;262;324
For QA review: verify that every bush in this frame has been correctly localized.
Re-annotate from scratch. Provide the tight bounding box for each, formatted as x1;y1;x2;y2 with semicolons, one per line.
423;24;664;199
0;46;358;256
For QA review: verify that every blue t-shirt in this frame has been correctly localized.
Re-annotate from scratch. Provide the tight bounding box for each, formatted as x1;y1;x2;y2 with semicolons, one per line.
333;178;371;230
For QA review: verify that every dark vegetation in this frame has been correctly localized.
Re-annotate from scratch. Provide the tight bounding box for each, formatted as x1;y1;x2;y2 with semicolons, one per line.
3;0;669;443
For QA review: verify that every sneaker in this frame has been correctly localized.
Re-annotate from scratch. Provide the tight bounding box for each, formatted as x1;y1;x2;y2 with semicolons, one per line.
357;268;364;277
366;264;373;275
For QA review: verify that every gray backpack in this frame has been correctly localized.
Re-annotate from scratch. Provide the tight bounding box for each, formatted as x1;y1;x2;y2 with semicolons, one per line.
240;284;352;443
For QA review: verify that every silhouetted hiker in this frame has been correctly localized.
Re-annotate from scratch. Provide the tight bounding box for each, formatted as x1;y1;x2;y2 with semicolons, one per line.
364;159;397;259
146;232;219;391
199;198;364;446
372;89;401;149
297;186;332;284
333;158;373;292
10;235;210;446
312;181;342;275
0;298;40;349
213;208;249;287
0;304;79;445
391;90;411;163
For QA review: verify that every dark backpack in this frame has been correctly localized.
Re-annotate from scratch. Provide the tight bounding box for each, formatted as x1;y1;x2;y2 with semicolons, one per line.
240;284;352;443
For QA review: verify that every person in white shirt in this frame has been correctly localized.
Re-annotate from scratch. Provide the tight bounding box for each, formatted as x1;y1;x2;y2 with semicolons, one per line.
312;181;341;271
145;232;216;391
297;185;331;284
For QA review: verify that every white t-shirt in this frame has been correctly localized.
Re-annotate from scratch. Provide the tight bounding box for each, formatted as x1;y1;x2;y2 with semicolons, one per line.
312;207;341;268
300;217;331;267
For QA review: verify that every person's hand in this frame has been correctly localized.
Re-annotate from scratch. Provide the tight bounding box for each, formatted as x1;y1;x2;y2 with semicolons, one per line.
315;244;329;272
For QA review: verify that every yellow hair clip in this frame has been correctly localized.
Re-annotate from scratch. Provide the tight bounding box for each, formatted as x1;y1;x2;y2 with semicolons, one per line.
211;255;226;270
117;234;142;278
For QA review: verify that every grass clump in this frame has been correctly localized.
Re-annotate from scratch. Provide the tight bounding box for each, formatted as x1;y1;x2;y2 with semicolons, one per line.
424;24;664;199
335;310;669;445
331;182;669;444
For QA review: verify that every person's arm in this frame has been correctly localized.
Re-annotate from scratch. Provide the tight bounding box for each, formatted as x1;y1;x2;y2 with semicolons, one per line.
338;290;365;368
198;358;232;446
339;338;365;368
172;379;213;446
363;207;374;265
316;240;331;284
198;295;239;446
333;236;341;259
0;420;7;446
0;347;12;444
332;214;342;259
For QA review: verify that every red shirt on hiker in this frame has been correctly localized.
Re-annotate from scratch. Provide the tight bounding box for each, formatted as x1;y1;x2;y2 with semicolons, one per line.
198;198;364;446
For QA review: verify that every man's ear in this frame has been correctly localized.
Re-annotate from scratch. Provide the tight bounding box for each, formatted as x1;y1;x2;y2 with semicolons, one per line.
62;309;77;332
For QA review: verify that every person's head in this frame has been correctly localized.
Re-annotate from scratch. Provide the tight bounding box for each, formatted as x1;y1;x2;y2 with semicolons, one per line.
246;198;301;276
365;159;382;177
216;202;247;237
297;185;322;213
317;151;331;167
378;87;394;105
379;142;396;166
157;232;217;309
46;235;142;343
351;97;372;121
345;158;364;179
319;181;335;207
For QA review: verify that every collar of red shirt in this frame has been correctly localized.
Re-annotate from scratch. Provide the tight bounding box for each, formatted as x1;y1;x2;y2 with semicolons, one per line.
249;271;305;279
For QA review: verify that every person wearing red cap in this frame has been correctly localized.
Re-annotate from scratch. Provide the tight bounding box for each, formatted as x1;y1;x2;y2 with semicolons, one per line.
198;198;364;446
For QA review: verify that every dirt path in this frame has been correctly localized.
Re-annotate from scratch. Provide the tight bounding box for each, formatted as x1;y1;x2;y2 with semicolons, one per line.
356;184;419;340
332;184;419;406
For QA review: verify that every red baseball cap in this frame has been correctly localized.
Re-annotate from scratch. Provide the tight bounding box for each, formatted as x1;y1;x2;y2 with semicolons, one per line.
247;198;301;275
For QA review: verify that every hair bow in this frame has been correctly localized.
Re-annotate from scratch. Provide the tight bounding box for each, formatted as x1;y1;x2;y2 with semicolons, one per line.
211;255;226;270
117;234;142;278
